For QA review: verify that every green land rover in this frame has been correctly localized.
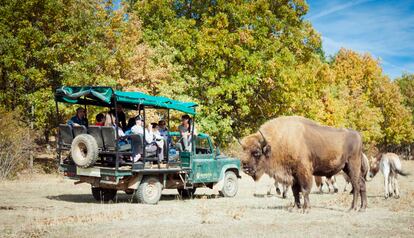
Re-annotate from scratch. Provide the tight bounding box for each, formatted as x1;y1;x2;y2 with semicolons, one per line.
56;86;241;204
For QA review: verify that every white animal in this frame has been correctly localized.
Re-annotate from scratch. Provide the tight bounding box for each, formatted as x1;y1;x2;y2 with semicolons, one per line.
254;174;289;198
368;153;409;199
315;176;338;193
314;176;338;193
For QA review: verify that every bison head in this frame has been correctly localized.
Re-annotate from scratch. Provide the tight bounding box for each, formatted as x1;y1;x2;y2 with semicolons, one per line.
239;130;271;181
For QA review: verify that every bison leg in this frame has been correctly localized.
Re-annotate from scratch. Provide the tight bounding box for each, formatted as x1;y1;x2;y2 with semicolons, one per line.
292;182;301;208
359;175;367;211
301;175;313;212
343;163;360;211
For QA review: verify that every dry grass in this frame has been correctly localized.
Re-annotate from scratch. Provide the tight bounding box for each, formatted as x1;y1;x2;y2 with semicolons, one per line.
0;161;413;237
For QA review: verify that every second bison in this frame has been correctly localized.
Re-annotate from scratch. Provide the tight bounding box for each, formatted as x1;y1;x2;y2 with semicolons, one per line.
240;116;367;211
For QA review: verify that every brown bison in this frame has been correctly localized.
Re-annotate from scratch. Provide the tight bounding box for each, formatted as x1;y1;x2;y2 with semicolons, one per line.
240;116;367;211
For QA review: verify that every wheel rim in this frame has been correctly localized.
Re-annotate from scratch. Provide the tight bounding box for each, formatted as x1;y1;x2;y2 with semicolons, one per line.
144;181;159;201
78;142;87;157
225;177;236;195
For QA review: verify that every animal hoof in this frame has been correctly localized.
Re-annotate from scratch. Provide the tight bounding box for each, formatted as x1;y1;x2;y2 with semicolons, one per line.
334;188;339;193
394;195;400;199
359;207;366;212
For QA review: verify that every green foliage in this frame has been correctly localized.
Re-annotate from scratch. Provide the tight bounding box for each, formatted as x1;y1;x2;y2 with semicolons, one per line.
396;73;414;120
135;0;322;142
0;0;177;137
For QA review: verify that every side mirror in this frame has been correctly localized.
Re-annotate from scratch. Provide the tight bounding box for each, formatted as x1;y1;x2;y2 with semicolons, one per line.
215;147;221;156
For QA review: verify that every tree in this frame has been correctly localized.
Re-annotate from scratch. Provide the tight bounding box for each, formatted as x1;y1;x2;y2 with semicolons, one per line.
331;49;413;147
0;0;177;139
134;0;322;142
396;73;414;120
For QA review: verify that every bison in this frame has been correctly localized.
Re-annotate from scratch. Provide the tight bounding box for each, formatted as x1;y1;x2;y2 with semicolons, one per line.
240;116;367;211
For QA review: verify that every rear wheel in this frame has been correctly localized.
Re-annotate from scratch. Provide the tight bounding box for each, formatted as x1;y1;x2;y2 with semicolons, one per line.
220;171;238;197
91;187;117;202
136;176;162;204
177;188;196;198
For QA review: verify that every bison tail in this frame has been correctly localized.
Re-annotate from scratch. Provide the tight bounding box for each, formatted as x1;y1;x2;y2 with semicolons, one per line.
396;169;410;177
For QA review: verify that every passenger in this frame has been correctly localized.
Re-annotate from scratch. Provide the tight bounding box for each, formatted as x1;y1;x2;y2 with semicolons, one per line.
151;123;165;150
95;113;105;126
178;114;197;152
151;123;159;134
131;117;164;162
124;118;136;134
104;113;127;165
67;107;88;127
104;112;125;137
158;120;169;142
109;105;126;131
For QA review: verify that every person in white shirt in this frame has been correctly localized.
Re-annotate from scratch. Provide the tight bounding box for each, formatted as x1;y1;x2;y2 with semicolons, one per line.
131;117;164;162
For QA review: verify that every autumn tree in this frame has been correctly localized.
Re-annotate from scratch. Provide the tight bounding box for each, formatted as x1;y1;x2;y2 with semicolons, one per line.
134;0;322;142
330;49;413;147
0;0;177;139
396;73;414;120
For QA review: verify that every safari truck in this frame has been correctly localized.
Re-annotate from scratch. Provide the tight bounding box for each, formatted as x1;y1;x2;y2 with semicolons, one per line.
55;86;241;204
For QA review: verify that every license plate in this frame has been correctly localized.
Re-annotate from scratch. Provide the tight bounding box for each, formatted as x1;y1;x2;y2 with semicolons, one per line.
76;167;101;177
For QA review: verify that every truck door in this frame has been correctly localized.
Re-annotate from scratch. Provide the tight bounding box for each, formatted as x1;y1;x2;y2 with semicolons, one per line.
191;136;218;183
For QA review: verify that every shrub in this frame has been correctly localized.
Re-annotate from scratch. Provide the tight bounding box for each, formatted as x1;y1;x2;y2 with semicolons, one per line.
0;109;32;180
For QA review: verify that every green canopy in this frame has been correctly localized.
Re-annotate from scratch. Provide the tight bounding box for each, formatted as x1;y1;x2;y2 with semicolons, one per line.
55;86;197;115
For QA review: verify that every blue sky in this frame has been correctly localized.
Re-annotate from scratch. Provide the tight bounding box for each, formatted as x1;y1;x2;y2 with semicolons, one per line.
306;0;414;79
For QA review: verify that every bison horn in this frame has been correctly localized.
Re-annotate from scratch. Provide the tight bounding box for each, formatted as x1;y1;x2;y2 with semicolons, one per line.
258;130;267;144
237;138;243;145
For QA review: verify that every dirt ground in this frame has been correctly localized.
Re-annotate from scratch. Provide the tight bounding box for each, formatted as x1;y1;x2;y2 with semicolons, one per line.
1;161;413;238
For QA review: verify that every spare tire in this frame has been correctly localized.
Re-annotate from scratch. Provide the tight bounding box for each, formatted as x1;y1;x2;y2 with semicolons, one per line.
71;134;99;168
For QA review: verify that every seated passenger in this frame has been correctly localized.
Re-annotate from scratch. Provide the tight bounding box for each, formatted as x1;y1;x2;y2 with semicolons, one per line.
104;113;128;165
131;117;164;162
67;107;88;127
109;105;127;131
178;114;197;152
124;118;136;134
158;120;169;142
95;113;105;126
105;112;125;137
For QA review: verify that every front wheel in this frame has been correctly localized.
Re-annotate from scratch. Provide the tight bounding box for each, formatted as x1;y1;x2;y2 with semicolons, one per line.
91;187;117;202
220;171;238;197
136;176;163;204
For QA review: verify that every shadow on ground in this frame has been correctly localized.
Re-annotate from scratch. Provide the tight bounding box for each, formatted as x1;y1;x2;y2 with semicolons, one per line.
46;193;222;204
